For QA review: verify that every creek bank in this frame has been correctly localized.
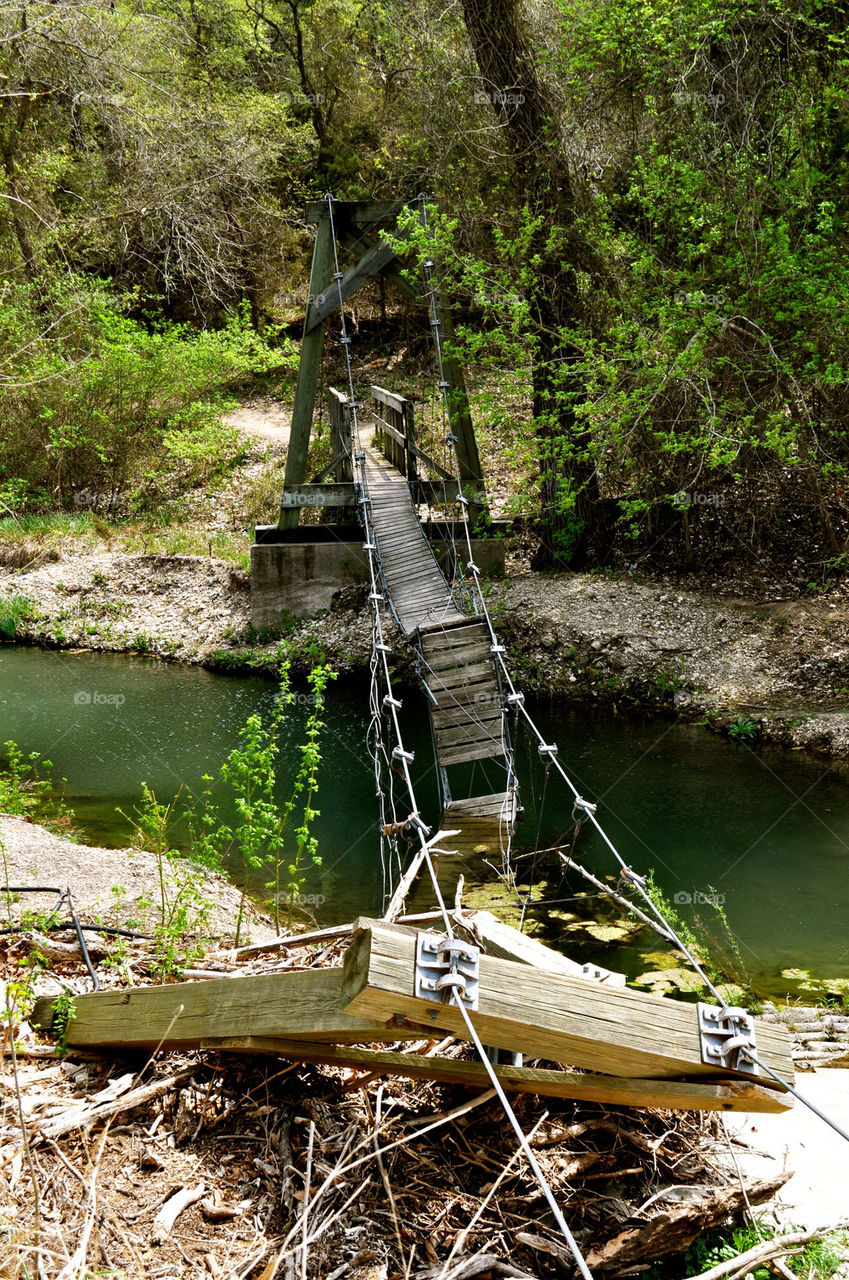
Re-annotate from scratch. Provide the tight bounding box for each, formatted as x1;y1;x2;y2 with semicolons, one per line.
0;814;277;950
4;549;849;757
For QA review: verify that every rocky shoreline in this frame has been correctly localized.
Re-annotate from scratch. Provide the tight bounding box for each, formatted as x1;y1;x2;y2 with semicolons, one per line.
5;546;849;759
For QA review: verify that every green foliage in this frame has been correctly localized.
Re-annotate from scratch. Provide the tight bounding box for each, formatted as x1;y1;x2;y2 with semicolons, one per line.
0;279;292;514
273;662;336;932
50;990;77;1058
118;783;214;975
671;1221;848;1279
0;596;34;642
177;656;335;943
0;740;75;834
728;715;759;744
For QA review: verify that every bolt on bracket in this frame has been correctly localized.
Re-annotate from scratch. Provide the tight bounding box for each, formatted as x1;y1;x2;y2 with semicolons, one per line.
415;931;480;1011
697;1002;758;1076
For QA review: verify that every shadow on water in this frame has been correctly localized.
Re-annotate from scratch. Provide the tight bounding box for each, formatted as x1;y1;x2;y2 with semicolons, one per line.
2;645;849;996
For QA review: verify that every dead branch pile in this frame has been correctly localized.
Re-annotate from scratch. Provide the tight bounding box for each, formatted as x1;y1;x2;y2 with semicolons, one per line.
0;933;794;1279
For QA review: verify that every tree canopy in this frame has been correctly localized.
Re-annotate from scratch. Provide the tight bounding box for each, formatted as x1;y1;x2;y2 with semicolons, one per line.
2;0;848;571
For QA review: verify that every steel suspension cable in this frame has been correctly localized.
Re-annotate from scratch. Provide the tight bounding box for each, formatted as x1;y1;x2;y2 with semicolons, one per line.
320;194;594;1275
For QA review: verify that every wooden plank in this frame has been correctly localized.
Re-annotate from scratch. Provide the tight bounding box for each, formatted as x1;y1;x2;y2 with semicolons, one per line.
200;1039;792;1113
432;697;500;721
433;714;502;736
419;617;485;639
383;829;461;922
421;626;489;651
424;644;493;671
435;723;504;751
445;793;515;818
31;967;426;1051
421;619;488;640
371;385;410;414
433;689;500;713
428;664;499;691
434;725;503;752
440;741;507;766
341;919;795;1087
465;909;624;986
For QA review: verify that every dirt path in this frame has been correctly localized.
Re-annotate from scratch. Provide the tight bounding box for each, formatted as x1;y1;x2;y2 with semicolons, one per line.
222;396;291;445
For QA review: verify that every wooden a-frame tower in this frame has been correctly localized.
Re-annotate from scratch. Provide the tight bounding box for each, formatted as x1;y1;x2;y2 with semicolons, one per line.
278;200;486;528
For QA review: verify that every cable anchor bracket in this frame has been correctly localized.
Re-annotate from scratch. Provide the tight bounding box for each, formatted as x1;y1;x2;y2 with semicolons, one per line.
697;1003;758;1076
415;931;480;1011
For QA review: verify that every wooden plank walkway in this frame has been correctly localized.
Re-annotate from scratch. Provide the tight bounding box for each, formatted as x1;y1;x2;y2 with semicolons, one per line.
364;450;464;635
364;447;517;851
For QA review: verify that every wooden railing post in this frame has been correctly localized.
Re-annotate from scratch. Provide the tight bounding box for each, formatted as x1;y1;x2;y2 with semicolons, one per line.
328;388;353;483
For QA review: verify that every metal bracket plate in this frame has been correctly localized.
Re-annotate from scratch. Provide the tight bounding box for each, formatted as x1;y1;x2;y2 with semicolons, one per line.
415;931;480;1011
698;1002;758;1076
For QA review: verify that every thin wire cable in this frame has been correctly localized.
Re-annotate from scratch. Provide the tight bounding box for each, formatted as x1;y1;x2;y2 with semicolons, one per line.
321;194;592;1274
743;1050;849;1147
419;844;595;1280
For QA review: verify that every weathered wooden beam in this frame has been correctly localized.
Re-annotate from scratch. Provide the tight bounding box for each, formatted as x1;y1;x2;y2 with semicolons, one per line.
30;968;425;1051
279;212;335;529
200;1039;792;1113
305;200;404;225
339;227;420;301
371;385;409;414
467;910;626;987
327;387;353;484
383;829;461;922
278;484;357;508
341;919;794;1087
305;239;398;333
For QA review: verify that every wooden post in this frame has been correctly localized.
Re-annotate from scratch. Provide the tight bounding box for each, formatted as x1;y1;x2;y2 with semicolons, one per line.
278;212;335;529
436;294;486;521
341;918;794;1086
328;388;353;483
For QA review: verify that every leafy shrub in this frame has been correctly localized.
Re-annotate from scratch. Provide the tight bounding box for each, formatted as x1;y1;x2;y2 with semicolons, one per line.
0;276;296;512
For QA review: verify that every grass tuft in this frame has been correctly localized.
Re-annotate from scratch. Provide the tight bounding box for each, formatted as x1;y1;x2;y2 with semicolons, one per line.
0;594;34;641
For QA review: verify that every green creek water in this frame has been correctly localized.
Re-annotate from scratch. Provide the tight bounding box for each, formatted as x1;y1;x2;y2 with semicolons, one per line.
2;644;848;997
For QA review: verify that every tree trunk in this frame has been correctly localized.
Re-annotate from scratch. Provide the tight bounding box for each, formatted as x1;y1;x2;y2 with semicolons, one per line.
460;0;600;566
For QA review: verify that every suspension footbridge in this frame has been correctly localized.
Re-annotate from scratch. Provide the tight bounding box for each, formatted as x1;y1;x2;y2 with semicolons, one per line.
33;196;809;1280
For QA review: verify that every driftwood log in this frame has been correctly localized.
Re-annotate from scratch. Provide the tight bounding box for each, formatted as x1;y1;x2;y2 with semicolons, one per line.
584;1172;793;1272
